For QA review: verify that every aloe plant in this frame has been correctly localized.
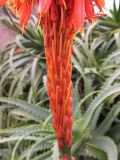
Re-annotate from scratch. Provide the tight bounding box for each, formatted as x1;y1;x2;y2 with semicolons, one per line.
0;8;46;103
0;1;120;160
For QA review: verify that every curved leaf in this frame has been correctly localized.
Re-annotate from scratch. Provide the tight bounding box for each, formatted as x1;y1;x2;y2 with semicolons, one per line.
0;97;49;122
95;103;120;135
87;136;118;160
83;85;120;130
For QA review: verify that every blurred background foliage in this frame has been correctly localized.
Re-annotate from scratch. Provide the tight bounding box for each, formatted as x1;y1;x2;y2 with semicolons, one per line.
0;1;120;160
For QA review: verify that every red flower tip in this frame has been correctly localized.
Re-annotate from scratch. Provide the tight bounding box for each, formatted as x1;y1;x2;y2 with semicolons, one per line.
0;0;6;7
94;0;105;10
71;0;85;31
0;0;105;31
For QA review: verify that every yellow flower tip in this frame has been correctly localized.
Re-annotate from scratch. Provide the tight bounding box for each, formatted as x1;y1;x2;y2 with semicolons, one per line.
91;18;96;24
73;33;76;40
79;28;84;33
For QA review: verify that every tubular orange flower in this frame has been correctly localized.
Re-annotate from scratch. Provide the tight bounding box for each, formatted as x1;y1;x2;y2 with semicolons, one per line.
0;0;6;7
1;0;105;159
71;0;85;30
94;0;105;10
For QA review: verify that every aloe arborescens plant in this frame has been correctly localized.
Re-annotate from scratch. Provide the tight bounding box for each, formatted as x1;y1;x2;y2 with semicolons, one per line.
0;0;105;159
